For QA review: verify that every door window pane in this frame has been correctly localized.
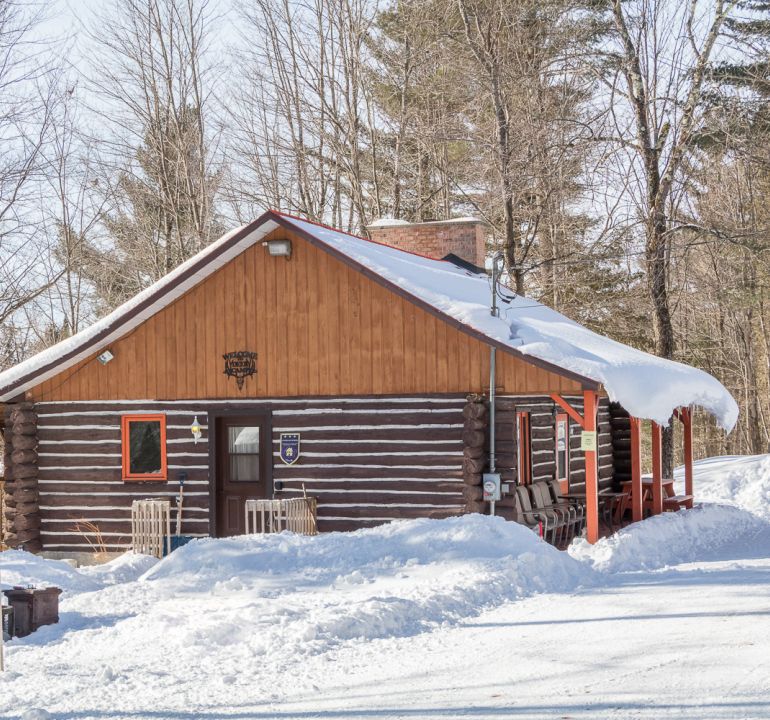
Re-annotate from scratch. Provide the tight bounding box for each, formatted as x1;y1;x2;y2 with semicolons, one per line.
229;426;260;453
228;425;260;482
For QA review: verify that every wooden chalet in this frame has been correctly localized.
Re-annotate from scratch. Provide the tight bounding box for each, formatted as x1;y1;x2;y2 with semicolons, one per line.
0;211;737;557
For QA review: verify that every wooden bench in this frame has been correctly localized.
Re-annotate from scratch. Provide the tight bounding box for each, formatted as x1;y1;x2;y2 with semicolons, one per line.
621;479;694;516
663;494;693;511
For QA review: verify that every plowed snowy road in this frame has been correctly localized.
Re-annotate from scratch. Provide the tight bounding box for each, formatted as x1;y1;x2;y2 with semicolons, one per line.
270;558;770;720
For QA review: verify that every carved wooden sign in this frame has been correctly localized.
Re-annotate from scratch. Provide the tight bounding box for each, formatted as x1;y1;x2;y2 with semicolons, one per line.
223;350;257;389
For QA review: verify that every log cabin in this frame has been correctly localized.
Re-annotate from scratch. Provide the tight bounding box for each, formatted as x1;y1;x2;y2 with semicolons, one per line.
0;211;737;557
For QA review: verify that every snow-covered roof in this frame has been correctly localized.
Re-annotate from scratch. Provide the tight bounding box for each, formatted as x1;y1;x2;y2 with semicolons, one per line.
367;218;412;228
0;211;737;430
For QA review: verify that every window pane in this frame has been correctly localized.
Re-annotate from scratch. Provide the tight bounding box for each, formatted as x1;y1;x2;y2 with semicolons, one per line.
129;421;162;475
556;420;567;480
231;454;260;482
228;425;260;482
229;426;260;454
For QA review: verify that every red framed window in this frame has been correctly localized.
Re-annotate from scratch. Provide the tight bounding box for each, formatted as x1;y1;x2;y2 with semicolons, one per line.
121;414;167;481
555;413;570;492
516;411;532;485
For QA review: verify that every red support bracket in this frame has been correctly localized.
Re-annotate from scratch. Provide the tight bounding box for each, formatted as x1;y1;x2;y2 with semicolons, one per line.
629;417;643;522
550;392;599;543
651;421;664;515
549;393;586;428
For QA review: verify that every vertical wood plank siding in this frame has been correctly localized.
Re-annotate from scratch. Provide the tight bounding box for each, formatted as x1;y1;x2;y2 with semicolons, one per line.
33;396;467;550
26;228;582;403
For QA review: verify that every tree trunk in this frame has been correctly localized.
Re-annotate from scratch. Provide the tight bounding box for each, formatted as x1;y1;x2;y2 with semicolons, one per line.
648;213;676;476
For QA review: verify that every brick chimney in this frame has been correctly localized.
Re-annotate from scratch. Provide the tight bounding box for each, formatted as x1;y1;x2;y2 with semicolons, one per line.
366;217;487;268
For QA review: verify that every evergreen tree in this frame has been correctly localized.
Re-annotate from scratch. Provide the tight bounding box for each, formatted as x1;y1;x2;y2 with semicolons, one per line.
62;106;223;311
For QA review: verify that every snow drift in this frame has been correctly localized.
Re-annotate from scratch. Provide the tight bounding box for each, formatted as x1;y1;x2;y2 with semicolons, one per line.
674;454;770;521
1;516;587;658
570;504;770;572
0;550;157;594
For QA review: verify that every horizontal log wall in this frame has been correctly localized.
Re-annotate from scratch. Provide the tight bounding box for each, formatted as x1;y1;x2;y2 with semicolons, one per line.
35;402;209;551
492;395;614;520
33;395;466;550
3;403;42;552
609;402;631;487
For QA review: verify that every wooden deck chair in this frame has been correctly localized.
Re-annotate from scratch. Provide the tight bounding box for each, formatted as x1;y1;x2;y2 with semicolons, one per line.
547;479;584;536
514;485;555;543
530;482;572;545
519;484;566;545
511;491;543;535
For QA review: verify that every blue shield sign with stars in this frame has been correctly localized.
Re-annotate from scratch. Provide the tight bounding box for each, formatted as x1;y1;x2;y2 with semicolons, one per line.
279;433;301;465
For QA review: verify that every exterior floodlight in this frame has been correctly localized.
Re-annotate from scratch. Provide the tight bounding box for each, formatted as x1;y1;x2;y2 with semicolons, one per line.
264;239;292;258
97;350;114;365
190;416;202;444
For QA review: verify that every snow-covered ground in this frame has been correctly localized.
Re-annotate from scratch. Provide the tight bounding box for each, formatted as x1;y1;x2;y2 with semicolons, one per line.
2;456;770;719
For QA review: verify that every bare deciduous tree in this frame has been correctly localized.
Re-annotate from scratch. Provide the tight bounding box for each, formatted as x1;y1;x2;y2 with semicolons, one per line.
0;1;60;338
79;0;223;307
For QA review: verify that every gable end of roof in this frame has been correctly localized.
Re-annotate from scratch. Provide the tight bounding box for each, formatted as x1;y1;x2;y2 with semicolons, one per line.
0;210;598;400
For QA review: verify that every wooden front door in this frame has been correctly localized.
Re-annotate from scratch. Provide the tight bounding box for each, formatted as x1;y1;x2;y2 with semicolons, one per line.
215;415;272;537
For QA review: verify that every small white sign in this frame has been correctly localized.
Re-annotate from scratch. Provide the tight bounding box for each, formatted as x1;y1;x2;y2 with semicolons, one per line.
580;431;597;452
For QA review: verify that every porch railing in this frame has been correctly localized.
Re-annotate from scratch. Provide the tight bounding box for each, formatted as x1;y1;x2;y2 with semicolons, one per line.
245;497;318;536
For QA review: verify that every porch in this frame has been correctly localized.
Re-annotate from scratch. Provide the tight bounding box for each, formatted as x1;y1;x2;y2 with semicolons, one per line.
548;390;696;545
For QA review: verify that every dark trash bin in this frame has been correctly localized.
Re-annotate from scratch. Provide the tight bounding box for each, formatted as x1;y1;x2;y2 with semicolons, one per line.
2;586;62;638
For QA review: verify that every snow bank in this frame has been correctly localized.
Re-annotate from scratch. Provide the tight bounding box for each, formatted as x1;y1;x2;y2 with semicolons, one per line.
144;514;579;590
1;517;588;669
139;516;589;649
569;504;770;573
674;454;770;521
78;552;158;586
0;516;595;720
0;551;101;594
0;550;157;595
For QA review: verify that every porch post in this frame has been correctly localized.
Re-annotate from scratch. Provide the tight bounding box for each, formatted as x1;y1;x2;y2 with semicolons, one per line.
630;417;643;522
583;389;599;544
651;421;663;515
682;407;694;509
